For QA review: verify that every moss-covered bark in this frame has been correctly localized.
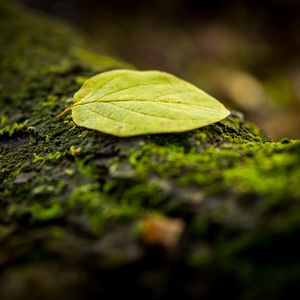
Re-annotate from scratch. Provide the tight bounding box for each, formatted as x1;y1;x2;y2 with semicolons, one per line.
1;2;300;299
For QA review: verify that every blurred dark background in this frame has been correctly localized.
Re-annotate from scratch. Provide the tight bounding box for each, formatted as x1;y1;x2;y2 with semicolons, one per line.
17;0;300;139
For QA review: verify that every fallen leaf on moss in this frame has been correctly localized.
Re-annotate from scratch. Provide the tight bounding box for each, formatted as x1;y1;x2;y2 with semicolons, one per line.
59;69;229;137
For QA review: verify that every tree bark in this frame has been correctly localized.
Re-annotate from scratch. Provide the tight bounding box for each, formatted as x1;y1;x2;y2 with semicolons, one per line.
1;1;300;299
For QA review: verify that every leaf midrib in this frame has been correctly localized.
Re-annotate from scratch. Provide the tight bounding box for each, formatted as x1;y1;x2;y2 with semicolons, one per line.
75;81;191;104
77;102;225;125
72;99;221;111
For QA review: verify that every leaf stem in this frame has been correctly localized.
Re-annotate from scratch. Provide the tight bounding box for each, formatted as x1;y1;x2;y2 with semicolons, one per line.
57;106;72;119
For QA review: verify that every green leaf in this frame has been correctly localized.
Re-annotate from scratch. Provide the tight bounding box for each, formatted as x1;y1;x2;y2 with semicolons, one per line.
62;70;230;137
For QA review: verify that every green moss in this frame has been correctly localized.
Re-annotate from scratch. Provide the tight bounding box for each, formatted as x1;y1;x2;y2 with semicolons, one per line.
70;47;133;71
224;141;300;211
33;151;67;163
0;120;29;136
67;183;142;233
30;202;63;221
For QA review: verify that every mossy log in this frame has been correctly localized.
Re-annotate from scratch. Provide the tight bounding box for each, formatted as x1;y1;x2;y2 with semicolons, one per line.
1;2;300;299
